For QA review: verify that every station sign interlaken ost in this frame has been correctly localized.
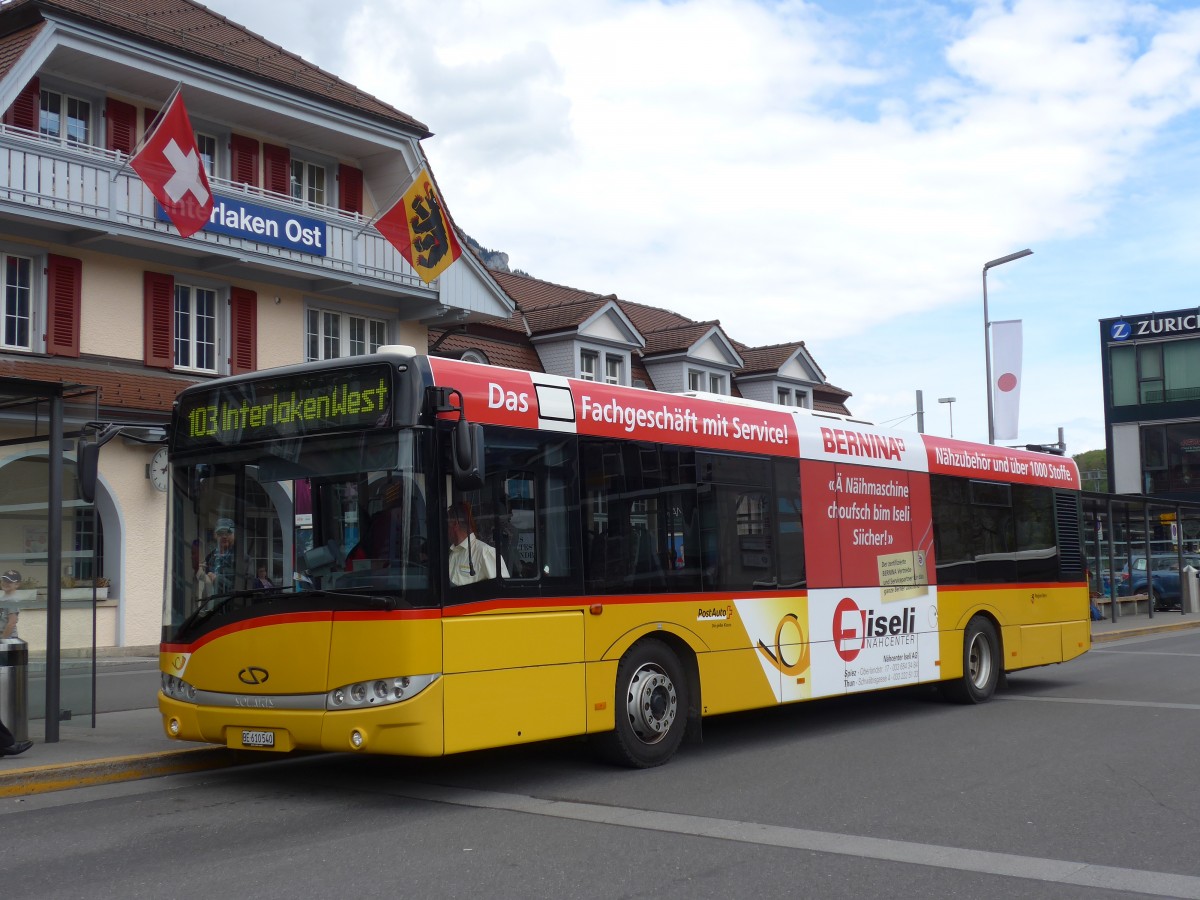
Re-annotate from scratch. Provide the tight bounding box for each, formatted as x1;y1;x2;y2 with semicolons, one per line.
155;193;326;256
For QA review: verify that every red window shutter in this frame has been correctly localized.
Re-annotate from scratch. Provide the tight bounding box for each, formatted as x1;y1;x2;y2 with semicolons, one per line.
338;164;363;215
263;143;290;195
143;271;174;369
105;98;137;155
229;287;257;374
230;134;259;187
46;254;82;358
3;76;39;131
143;107;159;133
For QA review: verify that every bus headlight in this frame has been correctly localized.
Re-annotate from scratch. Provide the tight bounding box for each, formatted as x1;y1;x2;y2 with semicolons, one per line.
161;673;198;704
325;673;439;710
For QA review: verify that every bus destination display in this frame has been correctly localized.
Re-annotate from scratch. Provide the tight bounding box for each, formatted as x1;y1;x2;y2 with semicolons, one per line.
175;364;392;450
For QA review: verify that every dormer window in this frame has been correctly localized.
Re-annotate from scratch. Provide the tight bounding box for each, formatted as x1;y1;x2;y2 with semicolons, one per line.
688;369;726;394
580;350;598;381
577;348;627;384
776;387;811;408
605;355;622;385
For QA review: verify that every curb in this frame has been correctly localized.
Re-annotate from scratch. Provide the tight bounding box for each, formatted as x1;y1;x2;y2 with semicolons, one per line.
1091;619;1200;644
0;747;261;798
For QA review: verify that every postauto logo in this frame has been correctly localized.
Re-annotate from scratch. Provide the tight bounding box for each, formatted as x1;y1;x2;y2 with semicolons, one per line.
1110;321;1131;341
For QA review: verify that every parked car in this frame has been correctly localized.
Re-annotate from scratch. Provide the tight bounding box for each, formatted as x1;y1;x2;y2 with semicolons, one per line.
1117;553;1200;610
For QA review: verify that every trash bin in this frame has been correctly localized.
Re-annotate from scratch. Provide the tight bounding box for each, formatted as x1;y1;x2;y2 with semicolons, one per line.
1183;566;1200;615
0;638;28;743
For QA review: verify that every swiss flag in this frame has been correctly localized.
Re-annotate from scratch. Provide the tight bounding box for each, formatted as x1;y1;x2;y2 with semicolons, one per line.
130;90;213;238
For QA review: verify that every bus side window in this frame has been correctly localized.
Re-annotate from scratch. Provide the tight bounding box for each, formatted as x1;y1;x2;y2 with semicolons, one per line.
774;458;805;588
450;427;581;597
697;452;776;591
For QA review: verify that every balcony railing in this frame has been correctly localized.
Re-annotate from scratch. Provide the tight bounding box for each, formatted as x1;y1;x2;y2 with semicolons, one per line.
0;125;430;294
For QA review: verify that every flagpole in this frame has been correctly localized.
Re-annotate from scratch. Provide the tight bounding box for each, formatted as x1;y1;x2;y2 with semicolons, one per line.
110;81;183;182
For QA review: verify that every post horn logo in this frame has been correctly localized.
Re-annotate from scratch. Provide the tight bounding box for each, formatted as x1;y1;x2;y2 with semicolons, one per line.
238;666;269;685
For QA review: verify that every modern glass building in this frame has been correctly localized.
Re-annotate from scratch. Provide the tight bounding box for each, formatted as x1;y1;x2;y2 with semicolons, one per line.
1102;308;1200;507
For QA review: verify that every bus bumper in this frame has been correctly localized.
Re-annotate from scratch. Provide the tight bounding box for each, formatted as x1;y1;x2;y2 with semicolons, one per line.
159;678;446;757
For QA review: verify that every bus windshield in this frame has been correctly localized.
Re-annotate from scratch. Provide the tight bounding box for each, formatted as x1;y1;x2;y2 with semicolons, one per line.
163;429;432;641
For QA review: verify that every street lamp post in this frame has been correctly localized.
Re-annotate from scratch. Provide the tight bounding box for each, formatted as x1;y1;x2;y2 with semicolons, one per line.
983;249;1033;444
938;397;956;438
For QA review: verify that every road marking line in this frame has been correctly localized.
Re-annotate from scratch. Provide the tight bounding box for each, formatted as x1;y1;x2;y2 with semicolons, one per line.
1091;649;1200;657
999;695;1200;711
393;782;1200;899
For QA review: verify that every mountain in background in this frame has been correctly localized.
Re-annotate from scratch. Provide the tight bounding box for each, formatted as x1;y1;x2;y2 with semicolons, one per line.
462;233;528;277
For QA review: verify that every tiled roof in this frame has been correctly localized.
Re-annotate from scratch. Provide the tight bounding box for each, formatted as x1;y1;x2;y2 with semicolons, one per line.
522;297;609;335
0;20;40;80
429;329;545;373
0;0;428;133
490;270;601;311
616;299;694;335
642;321;721;356
0;356;197;413
813;397;850;414
737;342;804;374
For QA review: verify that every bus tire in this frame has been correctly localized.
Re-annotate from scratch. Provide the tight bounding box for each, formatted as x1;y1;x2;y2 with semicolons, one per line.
941;616;1000;704
601;641;688;768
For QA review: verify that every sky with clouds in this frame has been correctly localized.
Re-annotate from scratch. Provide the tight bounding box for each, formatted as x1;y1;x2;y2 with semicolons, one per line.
199;0;1200;455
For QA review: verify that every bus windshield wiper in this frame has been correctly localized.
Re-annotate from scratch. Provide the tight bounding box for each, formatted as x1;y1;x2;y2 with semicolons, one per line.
182;585;298;629
303;588;396;610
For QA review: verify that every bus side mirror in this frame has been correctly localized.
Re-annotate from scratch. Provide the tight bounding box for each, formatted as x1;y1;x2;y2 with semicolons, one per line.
452;420;485;489
78;436;99;504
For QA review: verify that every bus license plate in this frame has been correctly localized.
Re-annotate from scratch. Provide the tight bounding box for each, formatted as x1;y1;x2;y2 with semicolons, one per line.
242;729;275;748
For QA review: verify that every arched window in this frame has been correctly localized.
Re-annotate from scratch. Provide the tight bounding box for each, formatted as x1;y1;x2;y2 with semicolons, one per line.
0;452;104;587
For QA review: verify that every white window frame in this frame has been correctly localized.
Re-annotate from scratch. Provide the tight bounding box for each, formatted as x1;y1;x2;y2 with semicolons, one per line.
604;353;623;385
776;384;812;409
195;132;219;178
1;250;37;352
688;366;728;395
188;116;227;179
579;349;599;381
291;157;328;207
305;305;389;361
460;349;488;364
173;282;222;374
39;87;93;146
0;242;51;354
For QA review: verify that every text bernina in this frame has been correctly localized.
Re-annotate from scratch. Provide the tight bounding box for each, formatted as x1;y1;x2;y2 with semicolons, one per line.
234;696;276;709
820;426;905;461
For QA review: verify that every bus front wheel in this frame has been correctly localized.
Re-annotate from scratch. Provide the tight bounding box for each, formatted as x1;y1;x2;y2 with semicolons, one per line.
941;616;1000;704
601;641;688;768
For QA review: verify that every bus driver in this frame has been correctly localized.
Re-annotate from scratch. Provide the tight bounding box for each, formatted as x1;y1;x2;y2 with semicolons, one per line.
447;500;508;586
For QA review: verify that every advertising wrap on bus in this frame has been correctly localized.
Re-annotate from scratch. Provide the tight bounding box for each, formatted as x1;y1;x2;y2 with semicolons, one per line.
158;352;1089;770
428;357;799;456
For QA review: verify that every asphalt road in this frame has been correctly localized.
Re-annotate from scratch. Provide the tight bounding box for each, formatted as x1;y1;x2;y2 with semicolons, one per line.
4;629;1200;900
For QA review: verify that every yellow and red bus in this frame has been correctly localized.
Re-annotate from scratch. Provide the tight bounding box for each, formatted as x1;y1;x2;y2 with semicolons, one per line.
159;347;1089;767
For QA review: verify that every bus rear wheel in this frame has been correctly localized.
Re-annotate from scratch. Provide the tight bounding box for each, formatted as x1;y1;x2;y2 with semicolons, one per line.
601;641;688;768
941;616;1000;704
